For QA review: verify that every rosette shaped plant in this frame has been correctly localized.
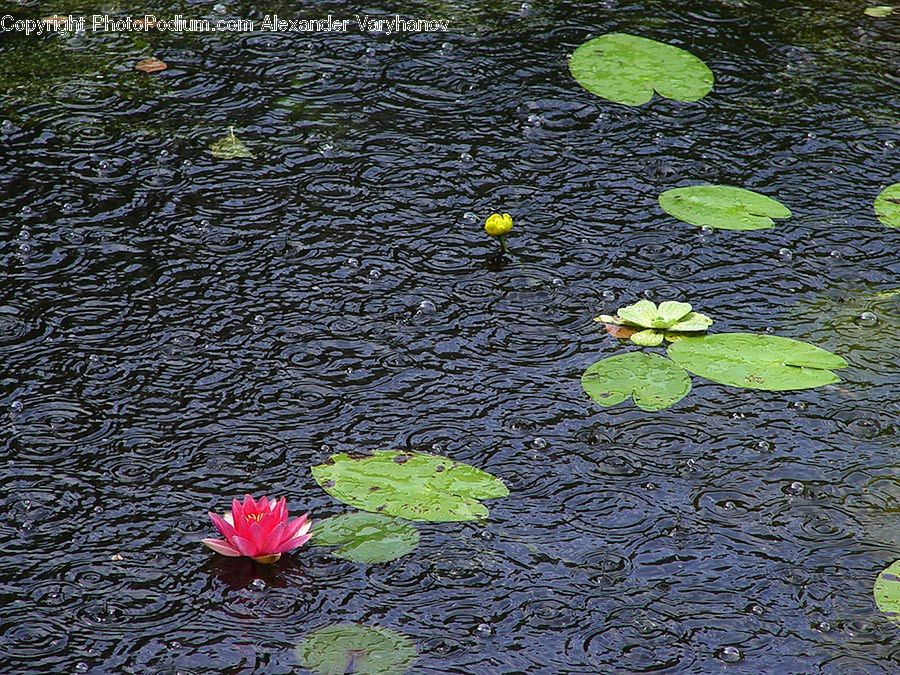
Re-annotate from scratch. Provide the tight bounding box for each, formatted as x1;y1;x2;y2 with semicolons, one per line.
596;300;713;346
202;494;312;564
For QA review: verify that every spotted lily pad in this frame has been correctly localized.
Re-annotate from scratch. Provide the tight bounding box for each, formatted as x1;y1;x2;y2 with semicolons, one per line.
311;451;508;522
874;183;900;228
668;333;847;390
569;33;713;106
659;185;791;231
596;300;713;346
581;352;691;411
312;513;418;563
296;623;416;675
874;560;900;625
210;125;254;159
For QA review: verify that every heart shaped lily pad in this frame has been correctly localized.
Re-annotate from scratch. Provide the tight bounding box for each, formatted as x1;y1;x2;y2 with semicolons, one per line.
296;623;416;675
312;513;418;564
659;185;791;230
667;333;847;390
874;560;900;625
569;33;713;106
581;352;691;411
311;451;508;522
874;183;900;228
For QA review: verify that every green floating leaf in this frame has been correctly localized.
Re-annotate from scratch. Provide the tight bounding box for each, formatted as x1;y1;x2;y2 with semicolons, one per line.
874;183;900;228
296;623;416;675
659;185;791;231
874;560;900;625
581;352;691;411
864;6;895;17
569;33;713;106
210;125;254;159
312;513;418;564
311;451;508;522
597;299;713;345
668;333;847;391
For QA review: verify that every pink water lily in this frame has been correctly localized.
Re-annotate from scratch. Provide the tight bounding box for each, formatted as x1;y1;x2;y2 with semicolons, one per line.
202;495;312;564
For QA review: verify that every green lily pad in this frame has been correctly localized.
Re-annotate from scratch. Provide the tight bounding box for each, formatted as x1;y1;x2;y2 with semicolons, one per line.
210;125;254;159
874;183;900;228
312;513;418;564
667;333;847;391
311;451;508;522
581;352;691;411
596;300;713;346
568;33;713;106
296;623;416;675
874;560;900;625
864;6;895;17
659;185;791;231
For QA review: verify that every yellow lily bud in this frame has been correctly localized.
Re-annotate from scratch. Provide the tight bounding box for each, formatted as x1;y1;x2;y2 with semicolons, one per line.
484;213;513;238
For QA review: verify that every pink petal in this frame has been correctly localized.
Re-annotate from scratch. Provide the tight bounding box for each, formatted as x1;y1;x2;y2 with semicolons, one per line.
258;496;269;512
202;538;241;557
263;522;286;553
209;512;237;541
278;513;309;547
231;498;245;533
243;494;258;512
248;522;266;552
275;532;312;553
231;535;258;557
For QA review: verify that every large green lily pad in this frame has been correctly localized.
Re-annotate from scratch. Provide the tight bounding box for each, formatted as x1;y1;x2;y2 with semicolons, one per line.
296;623;416;675
312;513;419;564
667;333;847;391
568;33;713;106
659;185;791;231
874;560;900;625
874;183;900;228
311;451;508;522
581;352;691;411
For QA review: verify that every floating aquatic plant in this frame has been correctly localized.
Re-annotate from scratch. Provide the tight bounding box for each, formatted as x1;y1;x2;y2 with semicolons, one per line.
568;33;713;106
658;185;791;231
312;512;419;564
202;494;311;564
874;183;900;228
874;560;900;625
296;623;416;675
210;125;254;159
582;351;691;411
667;333;847;390
595;300;713;346
312;451;508;522
864;6;895;17
484;212;513;253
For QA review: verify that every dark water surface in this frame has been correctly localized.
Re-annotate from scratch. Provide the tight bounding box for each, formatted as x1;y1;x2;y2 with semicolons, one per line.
1;0;898;672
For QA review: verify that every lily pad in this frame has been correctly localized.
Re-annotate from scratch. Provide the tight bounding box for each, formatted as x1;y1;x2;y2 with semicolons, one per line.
874;560;900;625
312;513;418;564
210;125;254;159
581;352;691;411
296;623;416;675
667;333;847;391
596;299;713;346
874;183;900;228
311;451;508;522
864;6;895;17
569;33;713;106
659;185;791;231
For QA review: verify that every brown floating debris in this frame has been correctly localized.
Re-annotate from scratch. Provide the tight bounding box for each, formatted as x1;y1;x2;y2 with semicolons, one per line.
135;57;167;74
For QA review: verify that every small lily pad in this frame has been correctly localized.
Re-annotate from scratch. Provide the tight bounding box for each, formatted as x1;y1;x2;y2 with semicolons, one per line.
312;513;418;564
596;299;713;345
864;6;895;17
874;560;900;625
210;125;254;159
659;185;791;231
296;623;416;675
874;183;900;228
569;33;713;106
311;451;508;522
667;333;847;391
581;352;691;411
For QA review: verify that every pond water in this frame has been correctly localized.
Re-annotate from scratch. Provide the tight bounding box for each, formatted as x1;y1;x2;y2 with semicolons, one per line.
1;0;898;672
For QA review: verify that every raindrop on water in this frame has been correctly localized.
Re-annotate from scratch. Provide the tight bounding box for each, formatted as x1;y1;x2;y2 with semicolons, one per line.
250;578;266;591
531;437;548;449
716;646;743;663
856;311;877;327
778;247;792;260
786;481;805;495
463;211;477;223
75;663;89;673
475;622;492;637
213;3;228;13
417;300;436;315
10;400;22;412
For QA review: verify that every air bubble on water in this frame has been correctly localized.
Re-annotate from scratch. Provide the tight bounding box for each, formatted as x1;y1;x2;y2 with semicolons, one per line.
475;622;492;636
462;211;477;223
20;205;32;216
18;243;31;254
249;578;266;591
748;603;765;615
459;152;473;162
531;437;548;449
1;120;12;132
75;663;89;673
346;257;360;268
792;400;807;410
417;300;436;315
213;3;228;14
369;269;381;279
10;400;23;412
778;247;792;260
551;278;563;287
253;314;265;325
601;289;615;301
526;113;543;126
829;250;842;258
518;2;532;15
717;646;743;663
641;289;654;299
817;620;831;631
856;311;877;327
787;481;805;495
755;440;773;452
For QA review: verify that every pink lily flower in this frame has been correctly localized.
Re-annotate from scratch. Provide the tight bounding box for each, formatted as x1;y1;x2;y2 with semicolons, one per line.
202;495;312;564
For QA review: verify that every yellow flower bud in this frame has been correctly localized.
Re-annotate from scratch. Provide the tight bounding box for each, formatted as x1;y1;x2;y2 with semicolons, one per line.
484;213;513;238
